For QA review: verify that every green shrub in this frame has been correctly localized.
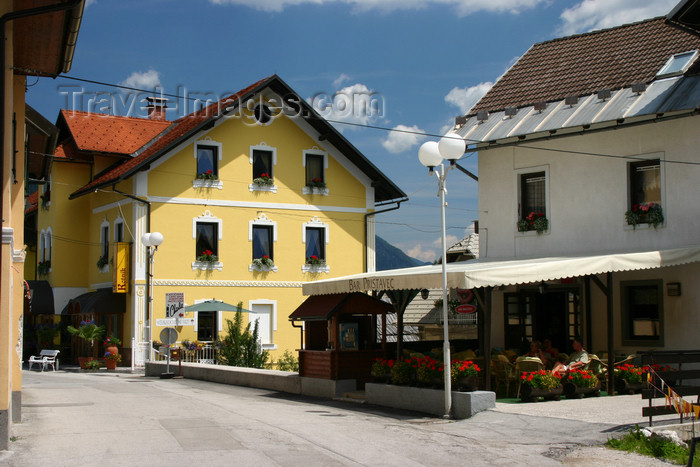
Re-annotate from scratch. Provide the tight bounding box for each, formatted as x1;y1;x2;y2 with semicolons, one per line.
277;350;298;372
607;425;699;466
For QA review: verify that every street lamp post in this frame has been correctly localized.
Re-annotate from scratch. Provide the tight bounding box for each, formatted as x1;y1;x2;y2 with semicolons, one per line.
418;133;465;418
141;232;163;361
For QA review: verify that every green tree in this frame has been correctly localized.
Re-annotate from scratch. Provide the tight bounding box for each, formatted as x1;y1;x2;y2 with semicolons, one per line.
217;303;268;368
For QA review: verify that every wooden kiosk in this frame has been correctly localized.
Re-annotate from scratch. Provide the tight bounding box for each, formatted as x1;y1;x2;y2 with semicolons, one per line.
289;292;393;385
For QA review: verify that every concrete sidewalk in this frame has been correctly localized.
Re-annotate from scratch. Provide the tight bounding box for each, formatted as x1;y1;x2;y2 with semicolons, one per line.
1;370;674;466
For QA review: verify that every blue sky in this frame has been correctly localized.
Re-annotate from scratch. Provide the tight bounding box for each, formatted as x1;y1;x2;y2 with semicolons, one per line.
26;0;676;262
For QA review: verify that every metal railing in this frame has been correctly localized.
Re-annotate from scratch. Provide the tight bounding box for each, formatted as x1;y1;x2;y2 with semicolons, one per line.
153;344;219;365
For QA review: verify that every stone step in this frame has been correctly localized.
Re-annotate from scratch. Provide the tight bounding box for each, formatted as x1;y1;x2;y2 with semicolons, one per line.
335;391;366;404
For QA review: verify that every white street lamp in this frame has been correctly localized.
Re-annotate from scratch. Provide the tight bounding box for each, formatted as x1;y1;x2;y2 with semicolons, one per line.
141;232;164;361
418;132;465;418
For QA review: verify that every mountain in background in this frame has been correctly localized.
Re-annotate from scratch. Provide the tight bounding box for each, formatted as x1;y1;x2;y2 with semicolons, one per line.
376;235;431;271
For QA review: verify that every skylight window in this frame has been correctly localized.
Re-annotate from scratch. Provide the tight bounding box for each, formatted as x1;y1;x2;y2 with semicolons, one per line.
656;50;699;77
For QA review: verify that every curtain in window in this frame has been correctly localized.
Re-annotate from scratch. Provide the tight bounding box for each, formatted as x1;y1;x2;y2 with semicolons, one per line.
197;146;217;175
305;227;324;259
305;154;323;184
631;161;660;205
522;173;545;216
253;226;272;259
196;223;217;256
253;150;272;178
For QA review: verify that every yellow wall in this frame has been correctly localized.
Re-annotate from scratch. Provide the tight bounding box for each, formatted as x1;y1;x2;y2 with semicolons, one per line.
141;110;370;363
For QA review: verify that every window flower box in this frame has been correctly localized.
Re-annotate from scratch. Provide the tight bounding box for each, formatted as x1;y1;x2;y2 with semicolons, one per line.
38;260;51;275
252;173;274;186
196;250;218;263
625;202;663;229
303;178;329;195
97;255;109;270
250;256;277;272
196;170;218;181
517;212;548;234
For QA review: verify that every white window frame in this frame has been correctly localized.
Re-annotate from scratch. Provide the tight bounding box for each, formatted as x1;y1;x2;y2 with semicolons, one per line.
248;299;277;350
249;213;278;272
249;143;278;193
192;210;223;271
45;227;52;270
302;148;329;196
302;217;330;273
657;50;698;78
193;137;224;189
99;218;110;272
514;165;550;236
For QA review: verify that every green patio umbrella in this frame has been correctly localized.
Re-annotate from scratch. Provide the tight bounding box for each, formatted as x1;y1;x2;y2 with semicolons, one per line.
181;300;252;313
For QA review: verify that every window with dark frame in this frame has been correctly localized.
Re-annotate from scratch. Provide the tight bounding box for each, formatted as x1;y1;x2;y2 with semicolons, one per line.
305;153;324;185
253;149;273;180
115;222;124;243
196;222;218;259
196;144;218;178
252;225;273;260
197;311;217;341
305;227;325;261
101;225;109;259
629;159;661;213
520;172;546;226
622;281;663;345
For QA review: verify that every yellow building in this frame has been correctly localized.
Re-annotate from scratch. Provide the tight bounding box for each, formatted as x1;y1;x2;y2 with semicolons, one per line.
1;0;86;450
46;75;405;367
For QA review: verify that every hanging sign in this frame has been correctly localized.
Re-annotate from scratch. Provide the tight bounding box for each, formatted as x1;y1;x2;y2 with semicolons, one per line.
165;292;185;318
456;304;477;314
112;242;130;293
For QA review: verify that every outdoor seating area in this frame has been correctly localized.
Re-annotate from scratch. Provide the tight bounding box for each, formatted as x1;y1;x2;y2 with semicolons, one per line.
27;349;60;372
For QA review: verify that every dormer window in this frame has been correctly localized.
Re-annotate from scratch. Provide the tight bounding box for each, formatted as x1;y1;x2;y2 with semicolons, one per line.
656;50;698;78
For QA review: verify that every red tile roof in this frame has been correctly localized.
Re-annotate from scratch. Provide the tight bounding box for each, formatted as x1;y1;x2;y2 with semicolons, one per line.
26;191;38;214
470;18;700;115
60;110;171;154
70;76;273;198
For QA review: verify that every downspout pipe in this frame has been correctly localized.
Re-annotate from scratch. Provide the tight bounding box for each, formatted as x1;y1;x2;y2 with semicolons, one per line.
364;197;407;272
111;187;151;320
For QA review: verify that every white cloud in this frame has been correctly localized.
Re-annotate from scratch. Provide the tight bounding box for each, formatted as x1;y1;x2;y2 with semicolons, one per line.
307;82;384;128
559;0;677;35
120;69;161;90
445;82;494;114
405;234;460;263
332;73;351;88
209;0;546;16
381;124;427;154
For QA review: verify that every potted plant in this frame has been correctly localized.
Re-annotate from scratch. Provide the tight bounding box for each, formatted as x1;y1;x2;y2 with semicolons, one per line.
103;335;121;355
415;356;443;387
305;255;325;266
97;255;109;269
67;320;106;368
517;211;549;234
614;363;648;394
196;249;218;263
307;177;326;189
253;173;274;187
252;255;274;269
563;368;600;398
196;169;218;180
370;358;393;383
451;359;482;392
390;359;413;385
103;352;122;370
625;202;664;229
84;359;102;371
37;260;51;275
519;370;562;402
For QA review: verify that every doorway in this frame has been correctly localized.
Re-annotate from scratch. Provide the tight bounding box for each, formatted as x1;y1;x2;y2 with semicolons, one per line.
504;288;581;354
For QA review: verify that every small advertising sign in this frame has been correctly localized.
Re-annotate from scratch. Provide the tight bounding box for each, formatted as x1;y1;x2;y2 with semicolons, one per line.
112;242;130;293
165;292;185;318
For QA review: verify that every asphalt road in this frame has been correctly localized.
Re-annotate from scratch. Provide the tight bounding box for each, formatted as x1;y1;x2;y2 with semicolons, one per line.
1;370;672;466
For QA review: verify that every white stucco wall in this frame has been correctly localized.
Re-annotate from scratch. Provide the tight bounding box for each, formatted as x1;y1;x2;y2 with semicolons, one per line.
478;115;700;259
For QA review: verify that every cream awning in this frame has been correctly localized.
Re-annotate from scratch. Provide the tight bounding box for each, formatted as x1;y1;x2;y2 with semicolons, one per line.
302;246;700;295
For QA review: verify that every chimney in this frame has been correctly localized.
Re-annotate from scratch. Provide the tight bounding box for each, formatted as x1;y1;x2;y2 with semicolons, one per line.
146;96;167;121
